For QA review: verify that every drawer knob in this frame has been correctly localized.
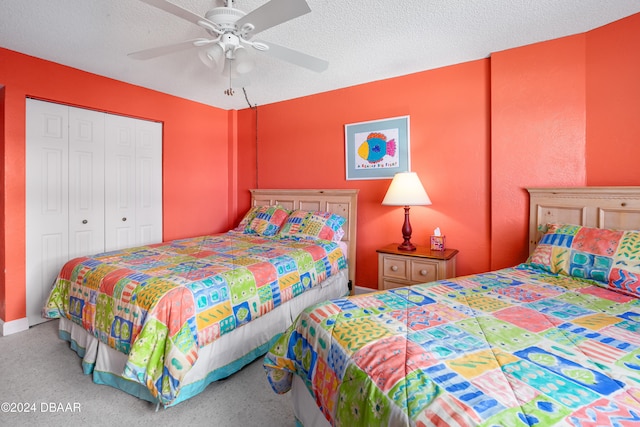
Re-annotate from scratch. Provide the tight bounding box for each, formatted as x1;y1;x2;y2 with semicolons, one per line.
420;269;428;276
390;265;398;272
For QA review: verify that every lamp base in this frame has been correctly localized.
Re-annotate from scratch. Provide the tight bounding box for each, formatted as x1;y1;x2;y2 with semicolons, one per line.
397;240;417;251
397;206;416;251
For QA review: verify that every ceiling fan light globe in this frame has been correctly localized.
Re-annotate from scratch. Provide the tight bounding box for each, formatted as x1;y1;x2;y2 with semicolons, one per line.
199;43;224;69
198;50;215;68
235;59;254;74
233;47;254;74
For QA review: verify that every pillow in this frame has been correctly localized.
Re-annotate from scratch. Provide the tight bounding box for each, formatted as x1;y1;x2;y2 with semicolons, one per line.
245;205;290;237
527;224;640;297
233;206;259;232
278;210;346;242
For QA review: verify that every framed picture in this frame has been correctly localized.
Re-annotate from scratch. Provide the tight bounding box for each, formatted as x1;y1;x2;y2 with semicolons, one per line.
344;115;410;180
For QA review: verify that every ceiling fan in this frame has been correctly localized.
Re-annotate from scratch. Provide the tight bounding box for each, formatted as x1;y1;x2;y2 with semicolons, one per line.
129;0;329;88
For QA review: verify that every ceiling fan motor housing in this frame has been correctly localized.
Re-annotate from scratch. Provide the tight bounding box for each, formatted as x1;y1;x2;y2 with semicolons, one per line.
205;7;245;33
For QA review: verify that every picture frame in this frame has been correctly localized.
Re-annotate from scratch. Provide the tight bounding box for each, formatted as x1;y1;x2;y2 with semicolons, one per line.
344;115;410;180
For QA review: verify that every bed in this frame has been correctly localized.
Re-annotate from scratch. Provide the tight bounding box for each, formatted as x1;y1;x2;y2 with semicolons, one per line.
42;188;357;408
264;186;640;426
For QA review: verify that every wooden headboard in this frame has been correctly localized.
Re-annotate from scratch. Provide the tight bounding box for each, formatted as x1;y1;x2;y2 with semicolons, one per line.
250;189;358;286
528;187;640;254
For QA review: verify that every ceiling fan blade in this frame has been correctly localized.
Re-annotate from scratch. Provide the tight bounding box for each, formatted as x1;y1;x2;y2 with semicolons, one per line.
138;0;219;30
236;0;311;37
128;39;207;60
255;40;328;72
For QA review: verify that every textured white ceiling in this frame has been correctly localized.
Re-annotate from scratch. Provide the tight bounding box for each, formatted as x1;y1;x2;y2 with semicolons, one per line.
2;0;640;110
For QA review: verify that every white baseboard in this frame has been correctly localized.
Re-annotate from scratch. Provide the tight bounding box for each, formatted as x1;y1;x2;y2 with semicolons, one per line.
0;317;30;336
353;285;375;295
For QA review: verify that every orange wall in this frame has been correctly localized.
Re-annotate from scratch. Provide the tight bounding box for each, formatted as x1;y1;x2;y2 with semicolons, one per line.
0;48;231;322
238;13;640;289
586;13;640;184
240;60;492;288
490;34;587;270
236;107;258;223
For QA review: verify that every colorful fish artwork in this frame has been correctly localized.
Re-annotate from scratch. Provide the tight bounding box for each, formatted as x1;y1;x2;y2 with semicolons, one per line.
357;132;396;163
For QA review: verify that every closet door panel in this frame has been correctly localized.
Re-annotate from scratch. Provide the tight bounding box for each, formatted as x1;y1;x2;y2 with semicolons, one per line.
135;120;163;246
26;99;69;326
68;106;105;258
105;114;137;251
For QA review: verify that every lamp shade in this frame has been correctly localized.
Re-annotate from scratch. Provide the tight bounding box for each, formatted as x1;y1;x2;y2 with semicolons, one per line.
382;172;432;206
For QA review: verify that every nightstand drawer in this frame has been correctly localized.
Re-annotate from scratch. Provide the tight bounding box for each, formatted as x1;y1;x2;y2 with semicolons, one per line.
410;260;437;282
381;256;409;280
377;244;458;291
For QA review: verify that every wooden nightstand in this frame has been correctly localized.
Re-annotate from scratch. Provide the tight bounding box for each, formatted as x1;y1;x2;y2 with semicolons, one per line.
377;244;459;290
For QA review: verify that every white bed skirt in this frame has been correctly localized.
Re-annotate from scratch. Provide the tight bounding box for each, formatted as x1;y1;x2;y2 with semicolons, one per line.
292;374;331;427
58;269;350;407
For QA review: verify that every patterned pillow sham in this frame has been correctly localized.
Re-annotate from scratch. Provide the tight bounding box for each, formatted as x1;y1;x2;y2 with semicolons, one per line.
245;205;290;237
527;224;640;297
278;210;346;242
233;206;259;232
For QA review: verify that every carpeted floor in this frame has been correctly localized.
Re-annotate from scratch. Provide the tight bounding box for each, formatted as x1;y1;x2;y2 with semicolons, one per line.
0;320;295;426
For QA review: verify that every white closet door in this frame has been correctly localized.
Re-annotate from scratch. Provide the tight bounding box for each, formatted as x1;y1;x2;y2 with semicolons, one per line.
26;100;162;326
26;99;70;325
105;114;137;251
68;107;105;259
135;120;163;246
105;114;162;251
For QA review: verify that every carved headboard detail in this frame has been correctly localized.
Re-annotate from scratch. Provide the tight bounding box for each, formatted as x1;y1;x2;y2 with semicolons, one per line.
527;187;640;254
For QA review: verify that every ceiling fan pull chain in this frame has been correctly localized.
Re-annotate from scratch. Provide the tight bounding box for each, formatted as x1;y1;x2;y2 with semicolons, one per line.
225;64;234;96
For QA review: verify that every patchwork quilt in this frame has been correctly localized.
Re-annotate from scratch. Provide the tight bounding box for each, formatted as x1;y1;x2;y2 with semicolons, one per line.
264;265;640;426
43;232;346;406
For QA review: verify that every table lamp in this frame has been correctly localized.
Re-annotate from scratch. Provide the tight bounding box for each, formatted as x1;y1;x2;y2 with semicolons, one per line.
382;171;432;251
